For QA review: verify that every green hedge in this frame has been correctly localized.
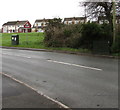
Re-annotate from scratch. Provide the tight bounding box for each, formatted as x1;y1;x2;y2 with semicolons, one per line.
44;19;117;53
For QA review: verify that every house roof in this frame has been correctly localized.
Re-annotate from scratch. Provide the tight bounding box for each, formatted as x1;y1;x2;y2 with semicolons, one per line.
35;19;53;22
64;17;86;21
2;20;28;26
3;21;17;25
16;20;28;25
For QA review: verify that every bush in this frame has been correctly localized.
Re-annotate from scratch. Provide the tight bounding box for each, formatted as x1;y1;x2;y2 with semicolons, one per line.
80;23;100;49
44;20;83;48
100;23;113;46
50;28;65;47
44;20;113;51
80;23;112;49
63;24;82;48
44;18;64;47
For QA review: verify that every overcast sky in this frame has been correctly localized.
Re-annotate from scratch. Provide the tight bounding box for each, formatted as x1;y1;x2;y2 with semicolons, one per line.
0;0;85;28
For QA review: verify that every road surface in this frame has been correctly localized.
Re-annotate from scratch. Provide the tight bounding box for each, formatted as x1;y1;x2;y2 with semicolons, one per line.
2;48;118;108
2;74;64;109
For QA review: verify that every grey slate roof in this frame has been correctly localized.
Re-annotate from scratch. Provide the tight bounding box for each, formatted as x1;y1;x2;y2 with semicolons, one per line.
3;20;28;26
3;21;17;25
35;19;53;22
64;17;86;21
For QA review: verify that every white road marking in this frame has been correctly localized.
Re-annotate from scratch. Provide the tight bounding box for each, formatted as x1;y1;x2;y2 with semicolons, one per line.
2;52;102;71
2;53;7;55
27;57;31;59
2;53;31;59
47;60;102;71
0;72;71;110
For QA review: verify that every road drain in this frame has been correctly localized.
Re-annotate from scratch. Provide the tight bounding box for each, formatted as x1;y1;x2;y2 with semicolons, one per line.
97;104;100;107
46;59;51;61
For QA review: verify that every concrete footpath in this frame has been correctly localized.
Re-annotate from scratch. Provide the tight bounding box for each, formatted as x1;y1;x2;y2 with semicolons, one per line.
2;74;69;109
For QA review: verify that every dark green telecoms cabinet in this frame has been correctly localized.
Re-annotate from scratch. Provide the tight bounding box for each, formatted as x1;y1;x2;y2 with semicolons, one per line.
11;35;19;45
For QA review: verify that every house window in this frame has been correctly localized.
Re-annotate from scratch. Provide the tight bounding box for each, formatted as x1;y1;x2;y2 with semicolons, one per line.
69;22;71;24
41;23;44;26
25;23;29;27
72;21;75;24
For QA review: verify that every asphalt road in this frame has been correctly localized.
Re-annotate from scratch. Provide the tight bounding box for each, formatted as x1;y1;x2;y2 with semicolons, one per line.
0;49;2;109
0;73;2;109
2;75;63;109
2;48;118;108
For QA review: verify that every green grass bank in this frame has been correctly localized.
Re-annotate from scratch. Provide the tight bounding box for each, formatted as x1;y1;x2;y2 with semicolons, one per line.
1;33;90;53
1;32;119;56
1;33;45;48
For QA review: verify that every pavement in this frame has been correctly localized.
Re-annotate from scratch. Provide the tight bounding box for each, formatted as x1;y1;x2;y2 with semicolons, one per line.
2;74;69;109
1;48;118;108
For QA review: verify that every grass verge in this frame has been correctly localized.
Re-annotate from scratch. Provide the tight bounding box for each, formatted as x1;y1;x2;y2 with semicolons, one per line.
1;33;90;53
1;33;45;48
1;33;119;57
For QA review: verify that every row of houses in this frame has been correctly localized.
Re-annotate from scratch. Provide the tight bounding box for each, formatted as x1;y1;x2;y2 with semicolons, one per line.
1;16;120;33
1;17;87;33
2;21;31;33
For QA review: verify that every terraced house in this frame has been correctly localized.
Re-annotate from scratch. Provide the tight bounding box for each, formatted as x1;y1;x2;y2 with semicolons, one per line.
63;17;87;25
2;20;31;33
32;18;54;32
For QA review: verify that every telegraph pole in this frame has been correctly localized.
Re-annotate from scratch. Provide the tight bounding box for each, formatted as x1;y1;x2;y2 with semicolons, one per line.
84;4;86;18
112;0;116;44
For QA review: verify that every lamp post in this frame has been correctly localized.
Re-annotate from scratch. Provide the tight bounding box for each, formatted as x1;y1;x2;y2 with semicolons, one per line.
112;0;116;44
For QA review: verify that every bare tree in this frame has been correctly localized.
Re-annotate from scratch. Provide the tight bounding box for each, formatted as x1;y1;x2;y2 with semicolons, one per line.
80;0;120;25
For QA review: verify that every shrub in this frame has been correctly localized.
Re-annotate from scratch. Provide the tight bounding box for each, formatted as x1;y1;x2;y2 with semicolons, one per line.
50;28;65;47
80;23;101;49
44;21;83;48
63;24;82;48
44;20;113;51
100;23;113;46
44;18;64;47
65;33;82;48
80;23;112;49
